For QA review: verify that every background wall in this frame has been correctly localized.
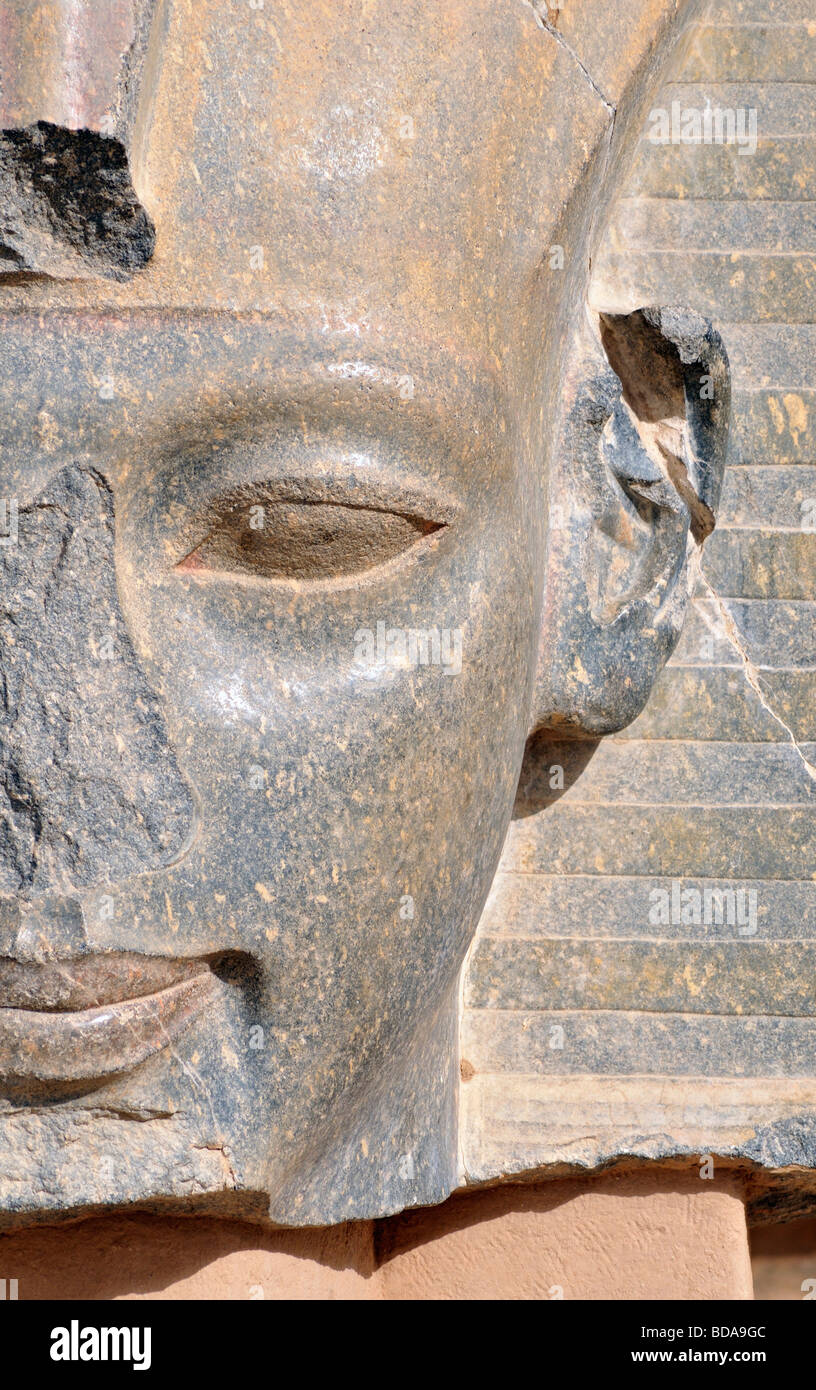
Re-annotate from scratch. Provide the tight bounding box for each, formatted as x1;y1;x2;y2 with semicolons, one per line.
752;1217;816;1299
0;1169;752;1300
462;0;816;1225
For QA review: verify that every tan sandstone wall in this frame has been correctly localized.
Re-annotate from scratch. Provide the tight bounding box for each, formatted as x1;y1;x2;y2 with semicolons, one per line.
0;1171;753;1300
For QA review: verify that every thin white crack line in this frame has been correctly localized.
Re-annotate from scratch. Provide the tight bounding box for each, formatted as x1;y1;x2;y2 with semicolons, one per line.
149;1004;222;1135
691;547;816;785
522;0;616;113
105;998;235;1187
521;0;617;288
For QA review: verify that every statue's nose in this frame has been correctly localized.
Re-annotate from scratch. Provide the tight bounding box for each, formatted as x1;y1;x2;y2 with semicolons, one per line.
0;463;194;902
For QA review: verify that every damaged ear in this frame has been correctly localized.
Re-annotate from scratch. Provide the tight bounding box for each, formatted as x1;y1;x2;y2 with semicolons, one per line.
599;306;728;543
532;304;730;739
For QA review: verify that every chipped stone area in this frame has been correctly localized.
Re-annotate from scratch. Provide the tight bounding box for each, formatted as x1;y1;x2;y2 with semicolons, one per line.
0;464;193;898
0;1108;249;1230
0;124;155;280
0;0;161;279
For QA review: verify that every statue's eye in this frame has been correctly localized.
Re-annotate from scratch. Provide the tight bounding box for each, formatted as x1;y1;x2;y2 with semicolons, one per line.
175;495;446;585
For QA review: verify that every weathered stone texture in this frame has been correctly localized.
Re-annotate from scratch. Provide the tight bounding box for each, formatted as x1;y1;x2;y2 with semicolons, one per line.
0;0;717;1231
0;464;193;896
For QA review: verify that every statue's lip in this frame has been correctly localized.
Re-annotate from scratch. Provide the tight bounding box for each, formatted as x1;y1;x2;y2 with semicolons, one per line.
0;953;219;1085
0;951;210;1012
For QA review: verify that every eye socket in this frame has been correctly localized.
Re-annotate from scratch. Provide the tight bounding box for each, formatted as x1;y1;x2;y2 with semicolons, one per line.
175;493;446;585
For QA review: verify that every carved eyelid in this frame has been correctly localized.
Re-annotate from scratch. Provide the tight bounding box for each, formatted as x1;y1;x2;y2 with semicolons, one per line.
172;484;455;588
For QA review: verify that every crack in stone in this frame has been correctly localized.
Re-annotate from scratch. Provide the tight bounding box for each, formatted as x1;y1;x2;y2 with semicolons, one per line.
148;1005;221;1135
692;549;816;785
194;1140;237;1187
522;0;615;112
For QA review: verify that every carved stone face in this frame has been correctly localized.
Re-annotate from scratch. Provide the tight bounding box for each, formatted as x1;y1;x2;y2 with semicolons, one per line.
0;0;726;1225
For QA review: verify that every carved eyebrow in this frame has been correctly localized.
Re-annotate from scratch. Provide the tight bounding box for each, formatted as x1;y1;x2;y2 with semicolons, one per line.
242;352;502;438
138;355;502;477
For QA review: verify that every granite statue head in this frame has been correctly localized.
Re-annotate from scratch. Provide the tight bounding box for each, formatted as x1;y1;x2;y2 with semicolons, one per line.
0;0;727;1225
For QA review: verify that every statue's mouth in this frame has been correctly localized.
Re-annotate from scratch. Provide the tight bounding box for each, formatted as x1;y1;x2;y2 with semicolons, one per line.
0;953;220;1085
